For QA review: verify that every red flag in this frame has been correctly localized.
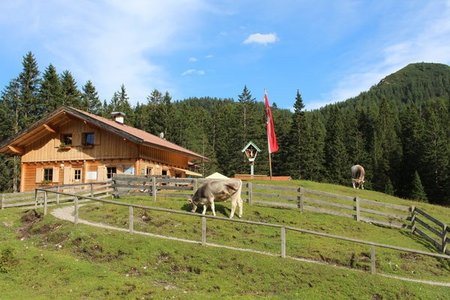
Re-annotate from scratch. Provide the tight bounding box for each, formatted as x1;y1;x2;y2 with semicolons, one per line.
264;92;279;153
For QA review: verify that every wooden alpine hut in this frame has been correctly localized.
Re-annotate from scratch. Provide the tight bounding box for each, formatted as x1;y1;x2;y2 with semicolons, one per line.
0;106;206;192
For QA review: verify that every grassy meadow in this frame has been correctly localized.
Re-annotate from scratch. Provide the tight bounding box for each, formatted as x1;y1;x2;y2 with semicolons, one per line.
0;179;449;299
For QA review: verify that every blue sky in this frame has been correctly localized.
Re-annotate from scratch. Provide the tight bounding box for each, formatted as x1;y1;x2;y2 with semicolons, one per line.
1;1;449;110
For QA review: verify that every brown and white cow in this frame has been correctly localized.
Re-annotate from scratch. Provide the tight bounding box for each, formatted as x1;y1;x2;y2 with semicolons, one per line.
189;179;243;219
351;164;365;189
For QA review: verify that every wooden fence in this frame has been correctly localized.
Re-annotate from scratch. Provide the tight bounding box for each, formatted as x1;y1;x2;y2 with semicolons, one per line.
1;191;36;209
111;175;449;254
3;175;446;256
0;182;113;210
411;207;450;255
35;186;450;286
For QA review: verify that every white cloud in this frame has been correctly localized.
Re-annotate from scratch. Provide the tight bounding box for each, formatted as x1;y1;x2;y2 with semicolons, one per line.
181;69;205;76
189;57;198;62
243;33;278;45
1;0;208;103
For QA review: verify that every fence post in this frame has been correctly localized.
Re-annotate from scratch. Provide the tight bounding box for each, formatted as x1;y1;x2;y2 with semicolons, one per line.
297;187;304;212
194;179;199;191
354;197;360;222
34;189;38;208
90;183;94;197
370;246;376;274
111;177;117;197
201;216;207;246
129;206;134;233
152;177;157;202
74;197;79;225
56;185;60;204
248;182;253;205
410;206;416;233
1;193;4;210
44;191;48;216
442;224;448;254
281;226;286;258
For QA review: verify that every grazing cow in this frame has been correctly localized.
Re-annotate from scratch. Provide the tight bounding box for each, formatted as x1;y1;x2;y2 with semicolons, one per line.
189;179;243;219
351;165;365;189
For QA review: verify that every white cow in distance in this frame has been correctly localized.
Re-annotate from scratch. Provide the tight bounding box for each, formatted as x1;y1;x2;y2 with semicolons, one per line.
189;179;243;219
351;165;365;189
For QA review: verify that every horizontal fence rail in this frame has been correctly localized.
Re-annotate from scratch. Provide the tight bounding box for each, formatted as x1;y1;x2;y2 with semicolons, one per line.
1;191;36;209
35;187;450;286
412;207;449;255
247;183;412;229
0;182;113;210
109;175;449;254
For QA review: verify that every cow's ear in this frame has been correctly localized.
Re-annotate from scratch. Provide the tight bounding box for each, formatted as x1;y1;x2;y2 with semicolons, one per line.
187;197;193;203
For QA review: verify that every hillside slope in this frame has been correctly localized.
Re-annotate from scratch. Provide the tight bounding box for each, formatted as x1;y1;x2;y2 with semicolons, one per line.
347;62;450;106
314;63;450;204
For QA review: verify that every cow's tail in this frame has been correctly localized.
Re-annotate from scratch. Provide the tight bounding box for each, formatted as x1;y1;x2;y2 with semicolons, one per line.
226;180;242;196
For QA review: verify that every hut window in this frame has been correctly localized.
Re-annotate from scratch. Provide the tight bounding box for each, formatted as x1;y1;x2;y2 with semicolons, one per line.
146;167;152;176
107;167;117;179
82;132;95;146
61;134;73;146
74;169;81;181
44;168;53;182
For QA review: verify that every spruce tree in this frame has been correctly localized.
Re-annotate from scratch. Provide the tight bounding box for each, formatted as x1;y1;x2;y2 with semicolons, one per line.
39;64;62;113
372;98;402;193
18;51;41;126
211;101;242;176
237;85;256;145
409;171;427;202
133;102;148;129
398;104;424;198
0;79;21;140
0;79;21;191
145;89;172;139
60;70;81;108
12;52;45;191
107;84;134;125
420;100;449;204
324;106;348;184
285;90;306;179
81;80;102;114
343;107;365;165
302;113;325;181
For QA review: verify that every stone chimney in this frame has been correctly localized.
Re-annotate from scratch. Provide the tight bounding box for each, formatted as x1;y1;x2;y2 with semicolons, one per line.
111;112;125;124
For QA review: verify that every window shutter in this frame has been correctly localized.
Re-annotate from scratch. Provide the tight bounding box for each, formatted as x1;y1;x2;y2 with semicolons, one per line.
53;167;60;183
36;168;44;183
97;166;106;181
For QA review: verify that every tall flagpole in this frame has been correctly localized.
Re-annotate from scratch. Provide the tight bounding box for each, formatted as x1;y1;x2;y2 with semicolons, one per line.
265;89;273;180
268;140;273;180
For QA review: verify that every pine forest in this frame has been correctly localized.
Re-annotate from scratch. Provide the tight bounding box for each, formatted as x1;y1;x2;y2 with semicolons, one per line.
0;52;449;206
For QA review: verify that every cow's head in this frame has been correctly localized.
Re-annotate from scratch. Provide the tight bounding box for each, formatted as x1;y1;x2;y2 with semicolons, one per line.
188;196;197;212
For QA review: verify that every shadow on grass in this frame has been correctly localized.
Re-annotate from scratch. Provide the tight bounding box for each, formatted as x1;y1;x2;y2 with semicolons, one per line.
181;203;230;217
399;230;439;253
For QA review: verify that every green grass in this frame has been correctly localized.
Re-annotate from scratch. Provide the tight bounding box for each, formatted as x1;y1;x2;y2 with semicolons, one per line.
0;180;449;299
0;207;449;299
79;193;450;282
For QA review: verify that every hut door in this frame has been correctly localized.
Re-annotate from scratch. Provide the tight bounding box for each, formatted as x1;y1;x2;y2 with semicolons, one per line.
63;166;72;184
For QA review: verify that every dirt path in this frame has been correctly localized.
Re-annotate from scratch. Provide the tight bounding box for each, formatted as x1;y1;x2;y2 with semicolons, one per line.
51;205;128;232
